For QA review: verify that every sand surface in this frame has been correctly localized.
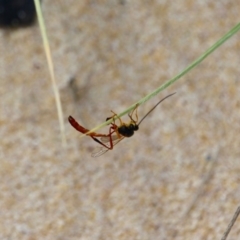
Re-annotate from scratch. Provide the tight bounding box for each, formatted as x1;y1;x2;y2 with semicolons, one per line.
1;1;240;239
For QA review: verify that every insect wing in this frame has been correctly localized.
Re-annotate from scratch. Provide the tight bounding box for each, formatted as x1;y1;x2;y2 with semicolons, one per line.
91;146;109;158
91;137;124;158
100;134;119;143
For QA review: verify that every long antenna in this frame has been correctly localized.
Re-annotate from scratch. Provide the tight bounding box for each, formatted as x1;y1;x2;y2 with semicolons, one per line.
138;92;176;126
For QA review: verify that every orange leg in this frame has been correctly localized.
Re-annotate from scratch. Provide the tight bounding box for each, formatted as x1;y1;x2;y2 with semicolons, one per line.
68;116;116;149
92;124;117;149
128;103;139;123
106;111;123;139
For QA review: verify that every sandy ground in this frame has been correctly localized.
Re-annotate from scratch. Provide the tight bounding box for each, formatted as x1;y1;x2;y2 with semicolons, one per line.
1;1;240;239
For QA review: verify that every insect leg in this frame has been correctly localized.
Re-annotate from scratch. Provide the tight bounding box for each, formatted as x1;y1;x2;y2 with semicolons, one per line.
128;103;139;123
91;124;116;149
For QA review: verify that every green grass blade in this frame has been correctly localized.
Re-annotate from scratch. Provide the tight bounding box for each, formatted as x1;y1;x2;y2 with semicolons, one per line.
86;22;240;136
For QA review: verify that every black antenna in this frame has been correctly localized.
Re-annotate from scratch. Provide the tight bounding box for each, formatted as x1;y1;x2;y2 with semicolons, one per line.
138;92;176;126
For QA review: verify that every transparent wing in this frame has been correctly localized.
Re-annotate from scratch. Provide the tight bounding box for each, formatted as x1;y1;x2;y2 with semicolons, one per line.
91;136;124;158
100;134;119;142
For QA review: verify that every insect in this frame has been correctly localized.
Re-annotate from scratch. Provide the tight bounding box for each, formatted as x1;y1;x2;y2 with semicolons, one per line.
91;92;176;157
69;92;176;157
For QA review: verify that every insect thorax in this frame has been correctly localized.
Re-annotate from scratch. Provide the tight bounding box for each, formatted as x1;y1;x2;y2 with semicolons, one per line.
118;123;139;137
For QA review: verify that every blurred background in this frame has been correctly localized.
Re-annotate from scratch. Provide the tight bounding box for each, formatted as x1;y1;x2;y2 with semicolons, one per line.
0;0;240;239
